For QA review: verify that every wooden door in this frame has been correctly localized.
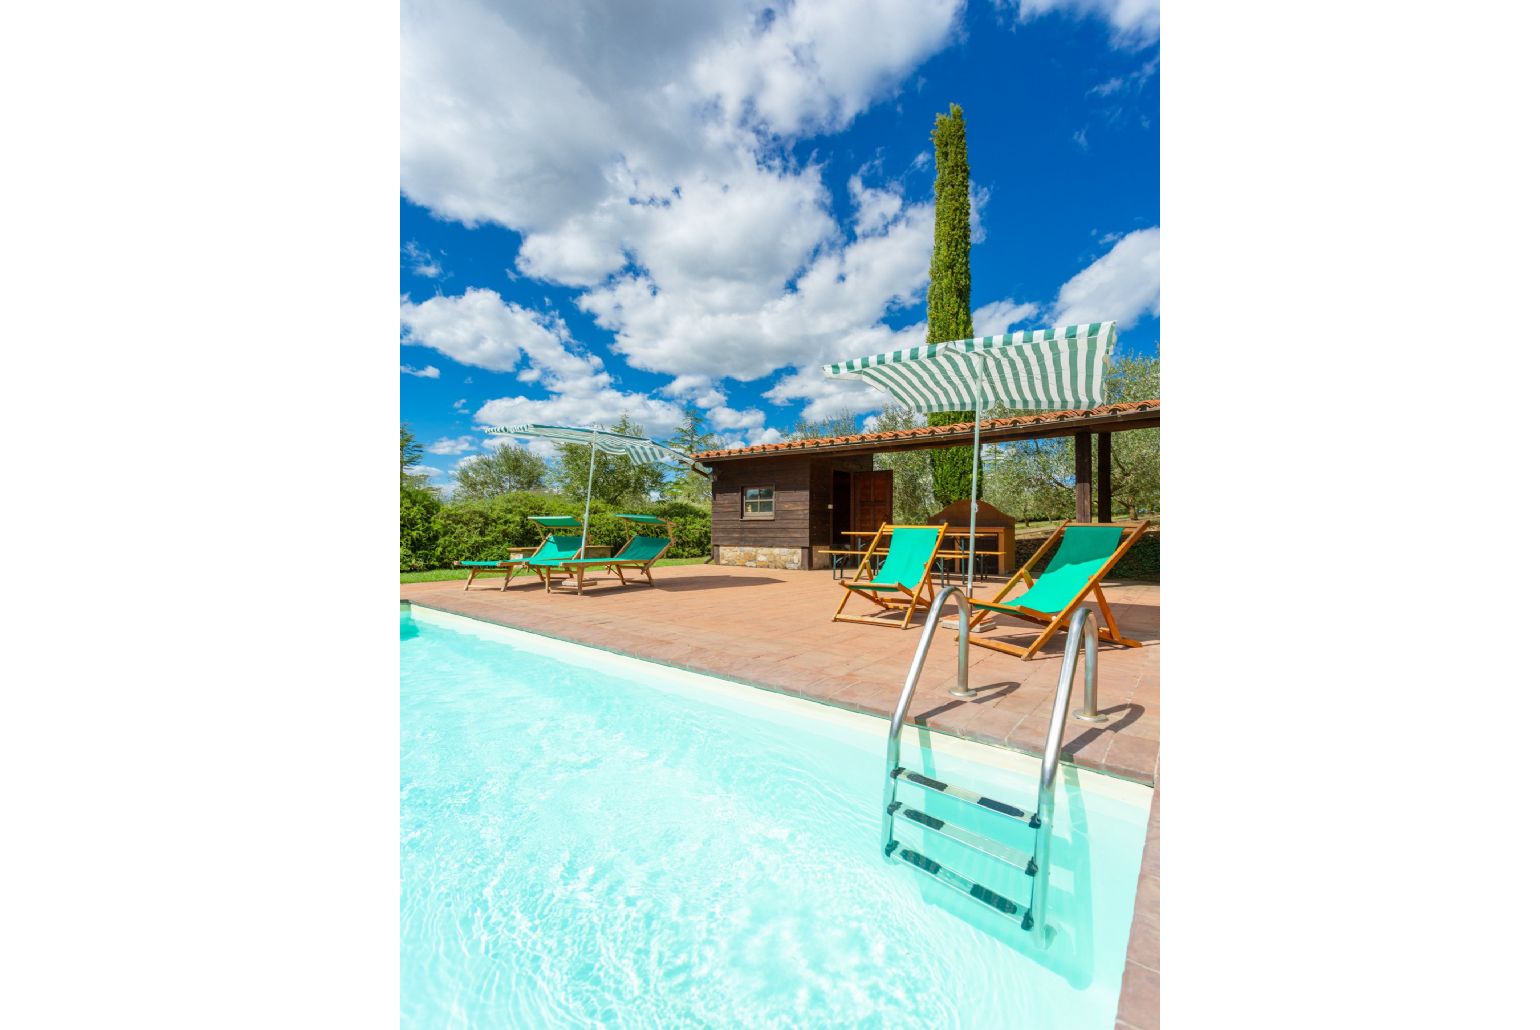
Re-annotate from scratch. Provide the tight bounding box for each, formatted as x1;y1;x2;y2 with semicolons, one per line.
850;470;893;532
830;470;852;546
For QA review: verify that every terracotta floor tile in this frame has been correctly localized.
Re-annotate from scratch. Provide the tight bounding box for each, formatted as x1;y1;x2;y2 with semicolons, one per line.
1103;735;1161;781
1114;960;1159;1030
1125;913;1159;972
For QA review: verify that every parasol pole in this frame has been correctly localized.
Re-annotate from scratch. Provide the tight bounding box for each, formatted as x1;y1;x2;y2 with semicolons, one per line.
580;428;598;557
965;348;986;597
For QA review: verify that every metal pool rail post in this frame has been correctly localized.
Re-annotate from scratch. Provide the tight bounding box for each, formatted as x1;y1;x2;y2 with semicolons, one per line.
881;585;970;852
1029;603;1103;946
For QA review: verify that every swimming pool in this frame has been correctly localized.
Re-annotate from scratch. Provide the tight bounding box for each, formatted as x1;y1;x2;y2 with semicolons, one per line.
402;604;1152;1029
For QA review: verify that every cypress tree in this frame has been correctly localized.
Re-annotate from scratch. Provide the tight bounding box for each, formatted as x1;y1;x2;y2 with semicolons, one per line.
925;103;978;507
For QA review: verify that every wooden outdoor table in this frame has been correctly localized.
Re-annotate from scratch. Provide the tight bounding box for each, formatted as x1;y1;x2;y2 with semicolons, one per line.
938;527;1010;581
934;548;1005;586
830;527;1006;585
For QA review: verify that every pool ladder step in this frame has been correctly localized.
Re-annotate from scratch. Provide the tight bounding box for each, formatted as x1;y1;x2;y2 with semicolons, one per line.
890;801;1037;873
885;841;1036;930
891;767;1040;829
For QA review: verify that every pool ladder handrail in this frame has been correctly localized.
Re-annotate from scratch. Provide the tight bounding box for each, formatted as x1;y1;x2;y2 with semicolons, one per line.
881;591;1106;948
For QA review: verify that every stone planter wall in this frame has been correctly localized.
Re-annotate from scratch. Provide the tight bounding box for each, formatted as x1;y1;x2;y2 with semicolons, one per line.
715;545;804;570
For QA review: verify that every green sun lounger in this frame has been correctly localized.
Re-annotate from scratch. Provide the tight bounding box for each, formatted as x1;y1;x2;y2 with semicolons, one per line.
832;522;947;629
964;520;1149;659
452;516;584;591
531;515;674;595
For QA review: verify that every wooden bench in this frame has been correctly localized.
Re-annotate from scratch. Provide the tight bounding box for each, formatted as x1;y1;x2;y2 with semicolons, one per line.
816;548;872;579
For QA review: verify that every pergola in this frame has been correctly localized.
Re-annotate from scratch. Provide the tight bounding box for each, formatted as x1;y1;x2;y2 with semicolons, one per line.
694;400;1159;522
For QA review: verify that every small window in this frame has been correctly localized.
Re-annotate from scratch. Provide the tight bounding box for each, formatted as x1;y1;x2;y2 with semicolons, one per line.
743;485;775;519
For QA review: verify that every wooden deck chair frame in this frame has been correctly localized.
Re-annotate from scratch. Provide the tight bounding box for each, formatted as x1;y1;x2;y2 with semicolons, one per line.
453;518;583;591
964;520;1149;660
453;527;556;591
537;517;675;595
832;522;948;629
453;561;511;591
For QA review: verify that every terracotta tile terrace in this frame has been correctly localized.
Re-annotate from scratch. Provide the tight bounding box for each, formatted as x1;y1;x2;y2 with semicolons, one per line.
400;562;1160;785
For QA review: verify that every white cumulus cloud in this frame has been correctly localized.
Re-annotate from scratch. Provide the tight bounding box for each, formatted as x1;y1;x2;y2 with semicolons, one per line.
400;288;594;380
707;404;769;432
999;0;1159;48
972;298;1042;335
426;435;477;455
1050;226;1159;328
474;391;684;441
402;240;443;278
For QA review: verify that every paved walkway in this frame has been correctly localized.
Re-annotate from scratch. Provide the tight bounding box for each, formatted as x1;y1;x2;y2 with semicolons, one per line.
401;563;1159;783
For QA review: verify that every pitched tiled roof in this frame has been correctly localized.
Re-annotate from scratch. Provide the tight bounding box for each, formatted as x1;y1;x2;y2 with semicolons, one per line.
693;400;1159;460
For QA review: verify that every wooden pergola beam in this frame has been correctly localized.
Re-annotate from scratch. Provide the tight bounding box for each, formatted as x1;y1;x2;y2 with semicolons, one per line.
1097;431;1113;522
1074;431;1092;522
698;404;1160;464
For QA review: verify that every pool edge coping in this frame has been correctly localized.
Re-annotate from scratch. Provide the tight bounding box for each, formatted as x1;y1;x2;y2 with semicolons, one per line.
401;598;1155;790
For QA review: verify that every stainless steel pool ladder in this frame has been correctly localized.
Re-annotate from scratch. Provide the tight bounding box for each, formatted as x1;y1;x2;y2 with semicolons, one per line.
881;586;1106;948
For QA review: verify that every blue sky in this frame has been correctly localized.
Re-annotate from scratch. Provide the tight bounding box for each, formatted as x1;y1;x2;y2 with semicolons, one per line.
401;0;1159;488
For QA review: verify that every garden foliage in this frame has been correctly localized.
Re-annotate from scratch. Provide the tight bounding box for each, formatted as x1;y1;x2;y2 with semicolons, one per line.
400;491;710;571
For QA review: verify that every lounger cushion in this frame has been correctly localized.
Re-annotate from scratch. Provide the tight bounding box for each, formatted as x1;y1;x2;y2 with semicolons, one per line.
996;525;1125;614
533;534;670;567
613;535;669;561
539;557;651;568
461;534;584;569
536;534;586;561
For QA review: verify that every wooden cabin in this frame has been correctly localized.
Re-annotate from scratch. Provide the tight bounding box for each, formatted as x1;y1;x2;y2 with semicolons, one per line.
709;453;890;569
694;402;1161;572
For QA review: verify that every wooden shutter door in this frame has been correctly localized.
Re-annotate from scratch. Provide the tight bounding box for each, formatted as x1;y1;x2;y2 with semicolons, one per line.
850;470;894;532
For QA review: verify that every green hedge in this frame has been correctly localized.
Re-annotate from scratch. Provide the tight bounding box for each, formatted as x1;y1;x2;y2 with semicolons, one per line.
400;490;711;571
400;487;442;572
1013;530;1159;582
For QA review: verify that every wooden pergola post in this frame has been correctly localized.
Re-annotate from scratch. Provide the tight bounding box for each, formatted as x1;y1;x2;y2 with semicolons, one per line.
1074;431;1092;521
1097;431;1112;522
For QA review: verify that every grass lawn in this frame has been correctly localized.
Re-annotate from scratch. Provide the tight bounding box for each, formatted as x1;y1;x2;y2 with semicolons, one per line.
401;555;709;583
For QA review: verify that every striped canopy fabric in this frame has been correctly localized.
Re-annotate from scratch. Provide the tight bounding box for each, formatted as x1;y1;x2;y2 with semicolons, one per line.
489;423;711;476
821;322;1116;414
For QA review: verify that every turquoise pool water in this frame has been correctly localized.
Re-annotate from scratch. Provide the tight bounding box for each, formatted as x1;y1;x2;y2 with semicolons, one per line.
401;605;1151;1029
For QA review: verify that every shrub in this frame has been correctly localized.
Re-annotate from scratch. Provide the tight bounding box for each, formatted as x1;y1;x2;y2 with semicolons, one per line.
404;491;712;570
399;487;442;571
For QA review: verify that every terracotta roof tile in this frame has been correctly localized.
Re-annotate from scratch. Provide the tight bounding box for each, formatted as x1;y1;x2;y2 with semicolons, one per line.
693;400;1159;460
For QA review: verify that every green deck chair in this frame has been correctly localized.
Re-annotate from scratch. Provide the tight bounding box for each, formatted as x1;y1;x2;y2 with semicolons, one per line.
832;522;947;629
964;520;1149;659
452;516;585;591
531;514;675;595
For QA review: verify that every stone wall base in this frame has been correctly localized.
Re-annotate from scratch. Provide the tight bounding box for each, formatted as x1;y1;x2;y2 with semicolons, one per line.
716;545;804;570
